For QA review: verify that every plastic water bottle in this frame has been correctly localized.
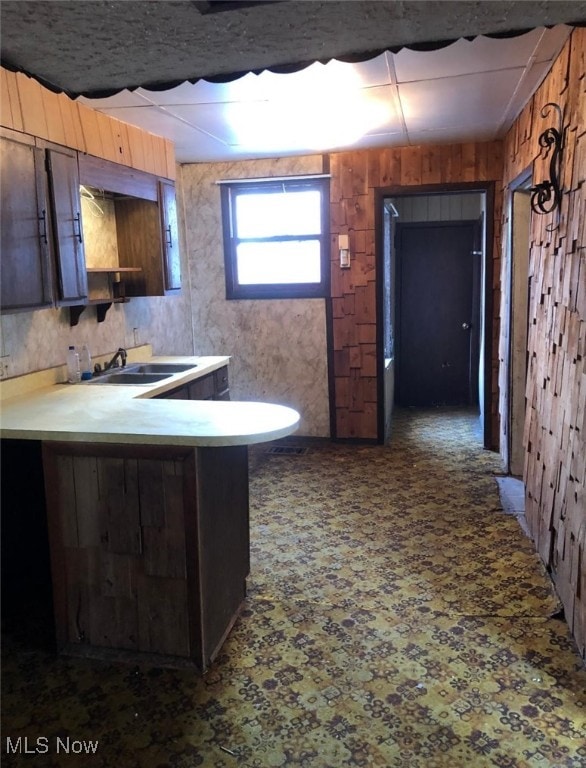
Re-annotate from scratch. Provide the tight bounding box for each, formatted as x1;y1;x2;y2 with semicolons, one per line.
79;344;92;380
66;346;81;383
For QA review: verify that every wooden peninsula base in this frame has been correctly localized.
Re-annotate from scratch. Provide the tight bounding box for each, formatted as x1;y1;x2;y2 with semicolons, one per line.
1;356;299;670
42;441;249;672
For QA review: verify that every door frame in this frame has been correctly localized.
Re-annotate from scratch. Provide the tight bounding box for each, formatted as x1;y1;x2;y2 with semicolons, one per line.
374;181;496;450
502;167;532;474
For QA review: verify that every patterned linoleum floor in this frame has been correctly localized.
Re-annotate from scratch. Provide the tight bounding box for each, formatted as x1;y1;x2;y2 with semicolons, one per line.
2;408;585;767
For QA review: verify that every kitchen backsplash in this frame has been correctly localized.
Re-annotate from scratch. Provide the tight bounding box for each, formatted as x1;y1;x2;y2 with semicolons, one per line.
0;293;193;379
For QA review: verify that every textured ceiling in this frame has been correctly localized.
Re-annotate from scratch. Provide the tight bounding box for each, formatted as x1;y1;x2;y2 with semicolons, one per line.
1;0;585;96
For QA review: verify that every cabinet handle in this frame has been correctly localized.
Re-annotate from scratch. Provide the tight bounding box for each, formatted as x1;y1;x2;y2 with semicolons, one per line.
74;212;83;243
38;209;48;244
165;225;173;248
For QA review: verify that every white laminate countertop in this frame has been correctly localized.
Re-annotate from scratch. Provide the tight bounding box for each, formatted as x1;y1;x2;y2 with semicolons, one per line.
0;355;300;447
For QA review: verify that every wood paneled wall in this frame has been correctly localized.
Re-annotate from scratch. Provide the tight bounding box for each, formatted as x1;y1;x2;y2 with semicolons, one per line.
501;28;585;657
329;143;503;441
0;67;175;180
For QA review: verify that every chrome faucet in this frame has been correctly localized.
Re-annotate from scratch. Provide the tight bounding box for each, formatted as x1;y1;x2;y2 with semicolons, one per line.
104;347;127;371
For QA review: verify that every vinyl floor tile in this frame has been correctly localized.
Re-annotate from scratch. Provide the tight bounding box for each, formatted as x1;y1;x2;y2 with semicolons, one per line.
2;408;585;767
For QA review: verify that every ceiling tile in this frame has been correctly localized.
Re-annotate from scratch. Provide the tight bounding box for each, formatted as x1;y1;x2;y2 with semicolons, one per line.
163;83;401;153
399;68;524;133
407;125;498;144
159;103;236;142
331;53;393;88
497;61;553;131
532;24;572;61
99;105;228;150
173;132;234;163
139;75;273;106
352;131;408;150
81;25;575;163
78;91;153;110
138;54;392;107
136;81;208;106
394;29;544;83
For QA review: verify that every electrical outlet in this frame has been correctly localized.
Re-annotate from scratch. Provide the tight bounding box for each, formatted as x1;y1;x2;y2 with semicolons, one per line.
0;356;10;379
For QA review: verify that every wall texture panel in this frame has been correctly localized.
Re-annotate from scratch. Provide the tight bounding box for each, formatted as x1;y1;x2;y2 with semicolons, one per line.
501;28;585;657
329;142;503;440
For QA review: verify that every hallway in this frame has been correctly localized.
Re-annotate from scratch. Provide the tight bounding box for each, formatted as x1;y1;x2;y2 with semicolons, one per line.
2;409;585;767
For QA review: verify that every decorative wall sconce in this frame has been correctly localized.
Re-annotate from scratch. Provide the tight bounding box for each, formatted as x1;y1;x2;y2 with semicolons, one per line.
339;233;351;269
530;102;564;226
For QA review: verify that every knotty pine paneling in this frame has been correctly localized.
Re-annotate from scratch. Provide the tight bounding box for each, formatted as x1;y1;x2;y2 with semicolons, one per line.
329;141;503;440
0;67;175;180
501;28;585;658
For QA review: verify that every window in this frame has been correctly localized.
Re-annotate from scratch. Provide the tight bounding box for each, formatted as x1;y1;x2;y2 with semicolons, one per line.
220;176;330;299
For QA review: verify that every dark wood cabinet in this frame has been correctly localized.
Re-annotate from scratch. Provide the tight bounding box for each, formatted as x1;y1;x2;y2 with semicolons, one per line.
214;366;230;399
46;148;88;305
0;134;54;312
79;154;181;297
163;387;189;400
188;372;217;401
1;133;88;312
1;144;180;314
41;441;249;670
157;367;230;402
159;179;181;292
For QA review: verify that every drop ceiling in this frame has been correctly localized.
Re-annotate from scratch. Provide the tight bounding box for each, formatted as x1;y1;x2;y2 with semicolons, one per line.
1;1;583;164
77;26;572;163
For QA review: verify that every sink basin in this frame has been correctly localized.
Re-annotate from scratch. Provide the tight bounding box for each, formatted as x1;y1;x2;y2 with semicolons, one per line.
131;363;197;374
87;372;172;385
86;360;197;385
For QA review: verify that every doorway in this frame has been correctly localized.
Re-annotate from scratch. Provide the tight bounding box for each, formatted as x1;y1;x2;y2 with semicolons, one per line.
377;187;493;447
395;221;480;406
502;172;532;475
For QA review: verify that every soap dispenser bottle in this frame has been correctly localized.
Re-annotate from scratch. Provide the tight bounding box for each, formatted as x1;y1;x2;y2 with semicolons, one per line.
66;346;81;383
79;344;92;380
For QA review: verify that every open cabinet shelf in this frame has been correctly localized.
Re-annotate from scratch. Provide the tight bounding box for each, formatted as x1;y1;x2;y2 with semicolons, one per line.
69;267;141;326
86;267;142;273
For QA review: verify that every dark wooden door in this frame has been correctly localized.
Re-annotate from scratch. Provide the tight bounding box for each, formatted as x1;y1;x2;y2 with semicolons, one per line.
159;180;181;291
396;222;476;406
47;148;88;304
1;137;54;311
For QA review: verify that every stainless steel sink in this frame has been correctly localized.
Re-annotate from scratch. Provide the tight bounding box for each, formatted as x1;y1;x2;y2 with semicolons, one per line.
86;360;198;384
87;372;172;385
131;363;196;374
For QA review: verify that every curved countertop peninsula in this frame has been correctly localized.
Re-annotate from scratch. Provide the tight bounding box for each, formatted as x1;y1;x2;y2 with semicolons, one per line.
1;354;300;671
0;355;300;446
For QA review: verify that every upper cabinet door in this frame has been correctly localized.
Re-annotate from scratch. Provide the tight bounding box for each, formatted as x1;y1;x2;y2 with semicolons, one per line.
47;148;88;304
0;136;54;312
159;180;181;292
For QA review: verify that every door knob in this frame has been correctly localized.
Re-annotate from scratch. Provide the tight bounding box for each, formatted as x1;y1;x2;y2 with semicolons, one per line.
462;322;470;330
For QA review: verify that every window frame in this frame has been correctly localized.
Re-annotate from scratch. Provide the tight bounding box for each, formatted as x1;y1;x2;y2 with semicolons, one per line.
220;176;330;300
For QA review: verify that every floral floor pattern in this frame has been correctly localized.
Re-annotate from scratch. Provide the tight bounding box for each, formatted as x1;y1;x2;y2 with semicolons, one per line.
2;408;585;767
